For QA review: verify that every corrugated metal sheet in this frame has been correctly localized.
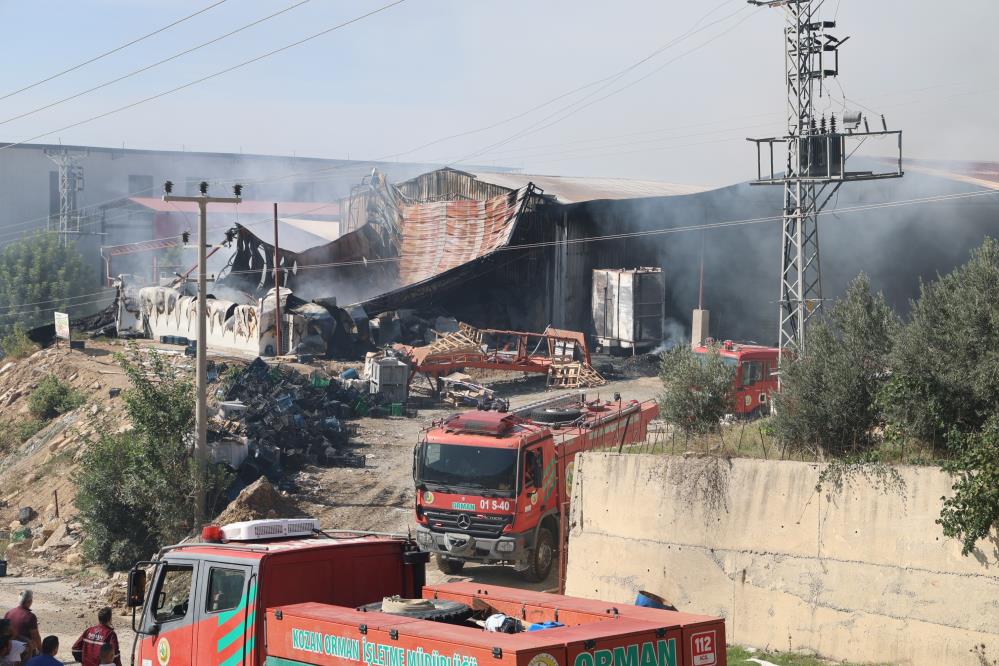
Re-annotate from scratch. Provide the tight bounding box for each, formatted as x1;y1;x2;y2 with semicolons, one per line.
467;171;706;203
398;189;527;285
395;168;513;202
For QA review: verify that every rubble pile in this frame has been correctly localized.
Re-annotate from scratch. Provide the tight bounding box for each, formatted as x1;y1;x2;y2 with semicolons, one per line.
214;477;304;524
210;358;380;480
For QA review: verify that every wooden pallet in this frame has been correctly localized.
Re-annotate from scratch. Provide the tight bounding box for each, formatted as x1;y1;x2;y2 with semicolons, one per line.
547;362;606;389
426;326;482;354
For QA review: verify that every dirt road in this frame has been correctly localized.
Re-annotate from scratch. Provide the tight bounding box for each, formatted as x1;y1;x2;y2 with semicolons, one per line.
295;375;661;590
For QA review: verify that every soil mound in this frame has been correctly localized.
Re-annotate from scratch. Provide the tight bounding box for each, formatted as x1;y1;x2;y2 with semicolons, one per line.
215;477;304;524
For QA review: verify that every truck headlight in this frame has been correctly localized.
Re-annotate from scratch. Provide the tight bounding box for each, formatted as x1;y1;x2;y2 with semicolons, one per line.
417;531;432;546
496;541;515;552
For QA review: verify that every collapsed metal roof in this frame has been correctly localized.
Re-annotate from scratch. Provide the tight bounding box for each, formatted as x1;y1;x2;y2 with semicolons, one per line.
224;170;543;309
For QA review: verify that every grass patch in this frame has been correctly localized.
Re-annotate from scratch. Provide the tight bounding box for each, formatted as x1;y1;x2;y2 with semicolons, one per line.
630;417;944;466
0;417;48;454
727;646;893;666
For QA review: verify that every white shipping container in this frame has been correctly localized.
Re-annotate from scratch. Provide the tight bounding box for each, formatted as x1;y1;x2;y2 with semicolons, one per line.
592;268;665;351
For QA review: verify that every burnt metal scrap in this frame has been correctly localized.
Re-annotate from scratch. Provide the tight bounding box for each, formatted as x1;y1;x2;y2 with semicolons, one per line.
208;358;392;479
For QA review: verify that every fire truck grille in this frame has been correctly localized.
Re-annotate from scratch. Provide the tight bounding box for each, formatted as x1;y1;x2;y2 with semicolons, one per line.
424;509;513;539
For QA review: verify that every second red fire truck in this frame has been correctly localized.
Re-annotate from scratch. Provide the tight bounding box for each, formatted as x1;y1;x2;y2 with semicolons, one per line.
412;393;658;581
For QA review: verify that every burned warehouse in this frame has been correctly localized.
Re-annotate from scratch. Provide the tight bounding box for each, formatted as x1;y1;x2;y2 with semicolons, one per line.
104;160;999;359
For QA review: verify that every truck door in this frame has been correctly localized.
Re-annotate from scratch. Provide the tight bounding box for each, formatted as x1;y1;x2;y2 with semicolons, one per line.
193;562;256;666
523;445;554;518
739;360;766;414
138;560;198;666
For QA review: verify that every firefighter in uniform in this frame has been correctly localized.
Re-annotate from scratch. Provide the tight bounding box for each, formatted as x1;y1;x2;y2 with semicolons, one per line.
71;609;120;666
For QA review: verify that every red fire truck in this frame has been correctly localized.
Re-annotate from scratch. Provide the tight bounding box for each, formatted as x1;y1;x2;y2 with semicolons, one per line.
692;340;778;418
126;518;726;666
412;394;658;581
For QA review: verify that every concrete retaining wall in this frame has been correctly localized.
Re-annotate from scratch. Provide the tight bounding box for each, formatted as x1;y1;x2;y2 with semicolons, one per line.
564;453;999;666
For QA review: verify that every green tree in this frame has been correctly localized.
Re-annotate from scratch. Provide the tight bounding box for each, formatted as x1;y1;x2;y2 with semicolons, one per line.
75;346;231;570
884;237;999;446
937;418;999;556
0;232;94;337
771;274;898;457
658;344;735;438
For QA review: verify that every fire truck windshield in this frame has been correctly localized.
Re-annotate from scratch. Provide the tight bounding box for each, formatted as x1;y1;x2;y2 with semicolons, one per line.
694;350;738;367
417;443;517;497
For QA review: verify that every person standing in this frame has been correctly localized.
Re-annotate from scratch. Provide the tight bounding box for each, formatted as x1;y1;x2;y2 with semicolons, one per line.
3;592;40;656
0;620;27;666
71;608;120;666
24;636;58;666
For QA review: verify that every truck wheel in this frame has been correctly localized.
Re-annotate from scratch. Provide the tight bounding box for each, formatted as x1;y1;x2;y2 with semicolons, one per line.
357;598;472;624
531;408;583;424
524;526;556;582
435;554;465;575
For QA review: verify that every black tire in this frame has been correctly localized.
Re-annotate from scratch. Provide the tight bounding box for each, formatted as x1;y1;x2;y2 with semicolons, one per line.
531;408;583;424
523;526;556;582
357;598;472;624
435;554;465;575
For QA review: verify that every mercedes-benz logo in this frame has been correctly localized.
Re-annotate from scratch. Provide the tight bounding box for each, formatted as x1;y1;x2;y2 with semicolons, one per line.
456;514;472;529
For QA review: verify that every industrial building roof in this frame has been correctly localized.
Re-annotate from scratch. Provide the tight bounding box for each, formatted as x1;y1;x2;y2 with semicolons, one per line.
899;158;999;190
467;171;706;203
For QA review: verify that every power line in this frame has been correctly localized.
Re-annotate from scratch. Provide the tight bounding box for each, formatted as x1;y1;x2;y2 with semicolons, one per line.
4;185;993;322
0;0;313;129
0;289;116;313
0;296;117;320
451;7;758;166
211;187;999;279
0;0;410;155
0;1;229;102
385;0;741;161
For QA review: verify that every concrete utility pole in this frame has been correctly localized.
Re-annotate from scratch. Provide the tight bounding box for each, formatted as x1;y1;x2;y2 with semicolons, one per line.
747;0;903;378
273;203;282;356
163;180;241;524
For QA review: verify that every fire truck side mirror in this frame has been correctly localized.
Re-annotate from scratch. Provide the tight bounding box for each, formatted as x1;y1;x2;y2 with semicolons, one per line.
127;569;147;607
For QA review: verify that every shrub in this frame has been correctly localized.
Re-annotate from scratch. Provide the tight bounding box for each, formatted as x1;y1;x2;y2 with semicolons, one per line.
937;418;999;556
75;346;231;570
658;344;734;437
1;325;37;360
28;375;84;419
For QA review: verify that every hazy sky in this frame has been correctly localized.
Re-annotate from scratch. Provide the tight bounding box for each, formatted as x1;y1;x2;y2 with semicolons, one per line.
0;0;994;186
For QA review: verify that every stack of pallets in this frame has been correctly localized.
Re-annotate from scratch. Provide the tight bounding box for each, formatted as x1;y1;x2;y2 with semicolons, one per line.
547;362;606;389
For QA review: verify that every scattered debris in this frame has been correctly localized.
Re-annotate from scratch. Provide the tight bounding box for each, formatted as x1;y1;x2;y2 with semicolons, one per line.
439;373;496;407
396;323;606;391
209;358;377;480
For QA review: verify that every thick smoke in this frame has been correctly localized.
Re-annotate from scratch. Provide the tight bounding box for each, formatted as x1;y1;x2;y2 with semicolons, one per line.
573;169;998;345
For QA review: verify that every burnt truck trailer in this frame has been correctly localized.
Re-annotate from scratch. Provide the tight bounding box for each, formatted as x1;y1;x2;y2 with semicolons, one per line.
126;518;726;666
412;394;658;580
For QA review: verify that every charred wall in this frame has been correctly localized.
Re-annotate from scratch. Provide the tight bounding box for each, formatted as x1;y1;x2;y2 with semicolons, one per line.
561;172;999;344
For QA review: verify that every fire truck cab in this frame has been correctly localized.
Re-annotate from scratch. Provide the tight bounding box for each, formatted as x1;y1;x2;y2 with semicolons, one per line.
126;517;728;666
413;394;658;581
693;340;778;418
